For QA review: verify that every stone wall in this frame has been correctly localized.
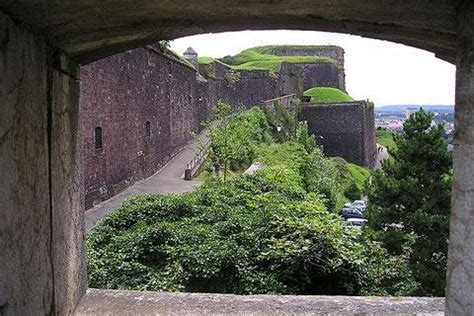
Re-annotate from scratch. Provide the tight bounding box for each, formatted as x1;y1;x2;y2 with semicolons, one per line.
0;10;86;315
264;46;345;67
267;46;346;91
81;48;281;209
293;63;345;91
299;101;376;168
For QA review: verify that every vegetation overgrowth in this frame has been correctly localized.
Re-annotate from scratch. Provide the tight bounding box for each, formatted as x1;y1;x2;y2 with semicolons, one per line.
87;103;426;297
303;87;354;103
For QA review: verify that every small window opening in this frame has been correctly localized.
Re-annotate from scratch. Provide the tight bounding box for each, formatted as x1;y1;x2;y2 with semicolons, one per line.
94;127;103;149
145;121;151;138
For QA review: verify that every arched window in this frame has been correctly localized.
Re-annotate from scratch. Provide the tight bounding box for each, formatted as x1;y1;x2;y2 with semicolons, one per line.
145;121;151;138
94;127;102;149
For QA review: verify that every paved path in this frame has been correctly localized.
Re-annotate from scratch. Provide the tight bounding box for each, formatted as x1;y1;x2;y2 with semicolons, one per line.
85;131;208;233
375;144;389;169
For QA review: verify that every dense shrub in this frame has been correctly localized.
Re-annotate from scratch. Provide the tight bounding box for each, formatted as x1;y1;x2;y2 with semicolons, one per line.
202;102;272;180
88;152;416;295
344;182;362;200
87;106;414;296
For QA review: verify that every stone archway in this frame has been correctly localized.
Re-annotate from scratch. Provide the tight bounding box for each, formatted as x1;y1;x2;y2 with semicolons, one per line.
0;1;472;314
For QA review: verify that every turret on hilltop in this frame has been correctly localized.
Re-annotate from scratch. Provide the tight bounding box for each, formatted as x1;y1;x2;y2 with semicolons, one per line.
183;47;199;71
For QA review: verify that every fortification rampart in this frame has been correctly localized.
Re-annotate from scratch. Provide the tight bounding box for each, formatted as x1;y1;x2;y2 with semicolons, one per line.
294;62;345;91
81;47;281;209
299;101;376;168
81;44;372;209
269;46;346;91
257;46;345;66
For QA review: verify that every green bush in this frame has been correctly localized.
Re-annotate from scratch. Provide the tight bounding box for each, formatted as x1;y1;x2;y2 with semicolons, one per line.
87;172;417;295
203;103;272;180
87;106;418;297
344;182;362;200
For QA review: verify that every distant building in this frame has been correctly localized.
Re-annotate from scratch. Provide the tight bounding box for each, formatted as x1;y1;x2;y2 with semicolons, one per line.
405;107;418;120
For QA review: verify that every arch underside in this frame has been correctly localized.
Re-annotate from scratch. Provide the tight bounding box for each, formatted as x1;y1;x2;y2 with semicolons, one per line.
0;0;459;64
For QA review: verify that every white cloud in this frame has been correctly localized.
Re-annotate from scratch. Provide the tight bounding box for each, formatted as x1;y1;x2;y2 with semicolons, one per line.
170;30;455;107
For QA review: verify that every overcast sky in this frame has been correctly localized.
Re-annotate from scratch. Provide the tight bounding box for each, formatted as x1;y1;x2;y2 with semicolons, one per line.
170;30;455;107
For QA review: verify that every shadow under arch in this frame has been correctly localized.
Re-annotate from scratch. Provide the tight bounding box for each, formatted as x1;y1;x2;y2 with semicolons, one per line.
0;0;459;64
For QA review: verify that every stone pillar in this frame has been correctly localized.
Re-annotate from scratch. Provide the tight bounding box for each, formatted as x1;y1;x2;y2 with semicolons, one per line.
49;54;87;316
0;10;86;315
446;1;474;314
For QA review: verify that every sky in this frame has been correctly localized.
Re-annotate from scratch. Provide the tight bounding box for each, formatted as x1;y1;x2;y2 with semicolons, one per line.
170;30;455;107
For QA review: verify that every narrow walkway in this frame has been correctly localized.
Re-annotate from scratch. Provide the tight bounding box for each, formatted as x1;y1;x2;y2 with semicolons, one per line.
85;131;208;233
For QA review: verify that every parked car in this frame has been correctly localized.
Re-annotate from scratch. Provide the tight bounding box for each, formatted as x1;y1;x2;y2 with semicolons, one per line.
346;218;368;229
339;207;365;220
350;200;367;209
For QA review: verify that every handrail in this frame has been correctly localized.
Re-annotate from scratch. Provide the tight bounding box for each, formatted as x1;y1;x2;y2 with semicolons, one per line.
262;94;298;113
262;94;297;105
184;138;210;180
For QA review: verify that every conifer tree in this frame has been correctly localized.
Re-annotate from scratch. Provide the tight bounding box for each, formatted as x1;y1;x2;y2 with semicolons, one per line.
367;109;452;296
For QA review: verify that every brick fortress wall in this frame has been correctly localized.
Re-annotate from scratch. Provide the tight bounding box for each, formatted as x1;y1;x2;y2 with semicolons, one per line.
80;45;373;209
81;47;281;209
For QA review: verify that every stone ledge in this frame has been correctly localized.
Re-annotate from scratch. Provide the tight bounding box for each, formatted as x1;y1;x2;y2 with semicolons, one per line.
75;289;444;315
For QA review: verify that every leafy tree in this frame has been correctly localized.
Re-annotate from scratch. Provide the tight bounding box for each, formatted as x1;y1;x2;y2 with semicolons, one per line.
203;102;271;181
366;109;452;296
301;146;340;210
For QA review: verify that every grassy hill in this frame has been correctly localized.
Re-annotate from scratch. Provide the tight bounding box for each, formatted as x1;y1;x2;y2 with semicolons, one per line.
376;129;397;150
304;87;354;103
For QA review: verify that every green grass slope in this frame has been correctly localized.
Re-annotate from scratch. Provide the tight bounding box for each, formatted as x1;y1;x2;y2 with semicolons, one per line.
198;56;215;64
376;129;397;150
304;87;354;103
347;163;370;191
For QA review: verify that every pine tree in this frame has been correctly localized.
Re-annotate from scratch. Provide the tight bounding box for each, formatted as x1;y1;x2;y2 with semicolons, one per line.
367;109;452;296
